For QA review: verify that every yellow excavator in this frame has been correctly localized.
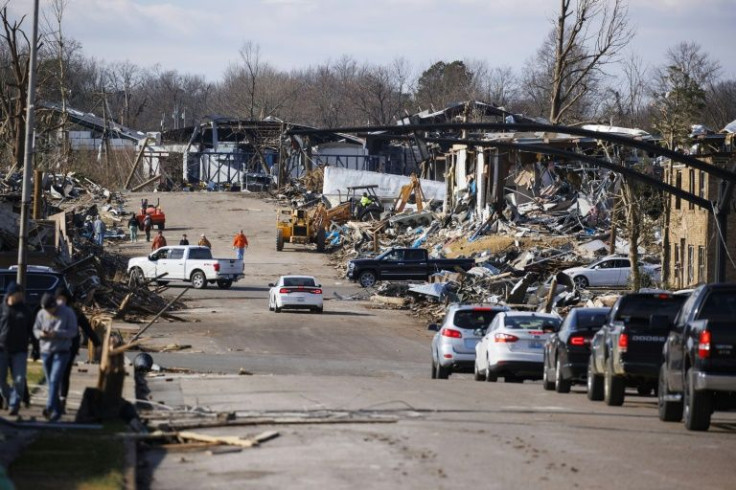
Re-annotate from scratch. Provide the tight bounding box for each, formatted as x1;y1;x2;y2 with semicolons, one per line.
393;173;424;213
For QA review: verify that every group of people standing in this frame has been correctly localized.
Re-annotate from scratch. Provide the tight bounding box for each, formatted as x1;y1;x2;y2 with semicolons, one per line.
0;284;100;421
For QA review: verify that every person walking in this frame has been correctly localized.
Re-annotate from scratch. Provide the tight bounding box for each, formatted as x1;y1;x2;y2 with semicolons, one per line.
179;234;189;245
143;214;153;242
55;288;101;414
33;293;76;422
0;283;33;415
93;216;106;247
198;234;212;249
232;230;249;260
152;230;167;251
127;213;139;243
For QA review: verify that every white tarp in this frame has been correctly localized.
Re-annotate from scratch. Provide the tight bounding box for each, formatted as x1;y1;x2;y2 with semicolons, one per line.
322;167;446;203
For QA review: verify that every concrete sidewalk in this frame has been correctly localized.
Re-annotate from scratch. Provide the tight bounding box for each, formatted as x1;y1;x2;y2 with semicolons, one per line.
0;357;135;468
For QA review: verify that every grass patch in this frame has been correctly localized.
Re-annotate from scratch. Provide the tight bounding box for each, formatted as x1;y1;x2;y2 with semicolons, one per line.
9;427;126;490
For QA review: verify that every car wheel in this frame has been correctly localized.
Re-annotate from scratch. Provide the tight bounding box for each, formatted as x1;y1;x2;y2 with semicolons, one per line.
683;367;712;431
216;279;233;289
604;356;625;406
555;357;572;393
316;228;326;253
573;275;589;289
485;355;497;382
191;270;207;289
276;229;284;251
436;362;450;380
658;364;683;422
473;362;484;382
158;223;165;231
587;356;604;401
542;359;555;391
431;358;437;379
316;306;324;314
358;271;377;288
268;297;274;311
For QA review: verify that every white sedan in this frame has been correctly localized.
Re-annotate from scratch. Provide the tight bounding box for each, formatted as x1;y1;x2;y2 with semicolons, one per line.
268;275;324;313
475;312;561;382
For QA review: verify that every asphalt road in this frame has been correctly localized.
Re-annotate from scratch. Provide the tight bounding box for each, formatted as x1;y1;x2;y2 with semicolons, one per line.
115;192;736;490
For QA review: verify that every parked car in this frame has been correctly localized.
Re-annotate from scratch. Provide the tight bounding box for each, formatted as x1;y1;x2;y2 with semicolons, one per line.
429;304;510;379
268;275;323;313
542;307;610;393
127;245;244;289
587;292;688;405
475;312;561;383
659;283;736;431
347;248;475;288
0;266;71;309
562;255;661;289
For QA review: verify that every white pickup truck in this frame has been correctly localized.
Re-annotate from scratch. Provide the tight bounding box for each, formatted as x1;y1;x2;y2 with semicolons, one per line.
127;246;244;289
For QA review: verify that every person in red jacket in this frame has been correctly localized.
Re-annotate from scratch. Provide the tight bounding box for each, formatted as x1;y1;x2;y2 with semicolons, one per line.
152;231;167;251
232;230;249;259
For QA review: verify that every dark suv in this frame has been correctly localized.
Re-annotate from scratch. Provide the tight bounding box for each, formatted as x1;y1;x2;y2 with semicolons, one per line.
0;267;70;309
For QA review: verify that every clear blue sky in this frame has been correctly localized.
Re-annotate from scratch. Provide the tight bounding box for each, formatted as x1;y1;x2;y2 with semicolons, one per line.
8;0;736;82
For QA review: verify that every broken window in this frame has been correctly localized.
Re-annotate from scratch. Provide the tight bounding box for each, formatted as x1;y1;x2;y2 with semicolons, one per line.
699;171;706;199
688;170;695;210
698;246;705;283
687;245;694;285
674;244;681;288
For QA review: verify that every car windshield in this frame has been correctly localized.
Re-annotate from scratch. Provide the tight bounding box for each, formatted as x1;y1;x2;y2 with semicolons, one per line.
697;290;736;321
453;310;500;329
283;277;316;287
615;295;687;324
505;316;561;330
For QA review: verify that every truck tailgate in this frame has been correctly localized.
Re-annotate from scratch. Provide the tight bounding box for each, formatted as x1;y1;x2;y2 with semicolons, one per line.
703;320;736;372
217;259;243;275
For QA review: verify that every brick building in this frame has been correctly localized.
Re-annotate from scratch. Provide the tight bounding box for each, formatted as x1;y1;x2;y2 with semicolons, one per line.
665;154;736;288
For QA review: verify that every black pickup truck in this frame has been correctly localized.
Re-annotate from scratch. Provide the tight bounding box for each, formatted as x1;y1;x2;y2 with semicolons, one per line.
347;248;475;288
658;283;736;431
587;292;688;406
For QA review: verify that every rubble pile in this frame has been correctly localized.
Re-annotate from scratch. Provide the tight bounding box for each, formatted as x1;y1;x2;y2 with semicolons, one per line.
270;167;658;323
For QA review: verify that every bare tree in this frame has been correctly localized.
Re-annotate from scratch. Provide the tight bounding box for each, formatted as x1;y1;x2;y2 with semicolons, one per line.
547;0;632;124
0;7;32;170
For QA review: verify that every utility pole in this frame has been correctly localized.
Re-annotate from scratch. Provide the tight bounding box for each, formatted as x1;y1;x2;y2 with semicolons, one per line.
16;0;40;288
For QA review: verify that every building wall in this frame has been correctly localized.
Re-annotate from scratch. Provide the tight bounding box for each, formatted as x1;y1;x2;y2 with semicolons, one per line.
665;155;736;287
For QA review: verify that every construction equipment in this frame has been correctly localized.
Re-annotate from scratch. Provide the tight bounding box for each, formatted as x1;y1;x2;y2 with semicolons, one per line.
343;185;384;221
393;173;425;213
276;207;326;252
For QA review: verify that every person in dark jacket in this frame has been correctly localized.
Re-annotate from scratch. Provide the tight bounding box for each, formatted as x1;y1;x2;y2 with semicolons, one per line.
55;288;101;414
0;282;34;415
143;214;153;242
179;233;189;245
128;213;139;243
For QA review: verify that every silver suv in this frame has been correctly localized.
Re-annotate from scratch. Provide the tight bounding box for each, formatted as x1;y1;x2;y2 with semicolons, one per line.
430;304;510;379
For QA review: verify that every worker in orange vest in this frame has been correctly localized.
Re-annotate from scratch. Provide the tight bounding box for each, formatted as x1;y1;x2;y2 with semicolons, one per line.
232;230;249;260
152;231;167;251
